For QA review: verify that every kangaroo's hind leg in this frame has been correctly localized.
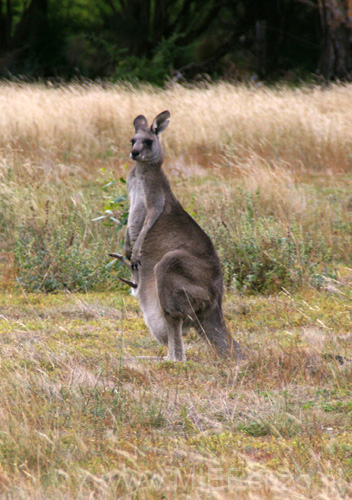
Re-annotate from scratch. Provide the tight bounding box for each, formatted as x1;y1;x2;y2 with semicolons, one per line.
155;250;213;361
155;250;243;361
163;315;185;361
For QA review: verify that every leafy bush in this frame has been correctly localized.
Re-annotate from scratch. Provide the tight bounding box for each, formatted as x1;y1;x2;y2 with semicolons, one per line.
93;172;129;231
114;34;183;85
12;171;132;293
201;190;337;294
14;216;103;293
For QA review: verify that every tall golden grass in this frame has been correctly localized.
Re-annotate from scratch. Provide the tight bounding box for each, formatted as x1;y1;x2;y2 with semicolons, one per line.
0;81;351;178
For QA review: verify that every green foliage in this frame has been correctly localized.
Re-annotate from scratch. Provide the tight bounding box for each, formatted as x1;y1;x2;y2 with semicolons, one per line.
9;170;132;294
0;0;349;81
91;169;134;284
238;420;272;437
0;188;15;240
14;216;103;293
201;189;337;294
93;169;129;231
113;34;183;85
10;175;344;296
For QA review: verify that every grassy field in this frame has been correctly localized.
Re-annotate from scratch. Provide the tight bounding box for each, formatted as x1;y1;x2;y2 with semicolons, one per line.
0;81;352;499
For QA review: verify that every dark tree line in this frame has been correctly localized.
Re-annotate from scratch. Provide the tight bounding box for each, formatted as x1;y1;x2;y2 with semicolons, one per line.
0;0;351;82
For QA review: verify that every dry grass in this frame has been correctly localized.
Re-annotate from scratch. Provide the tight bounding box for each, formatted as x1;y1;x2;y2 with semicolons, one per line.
0;81;352;498
1;81;351;217
0;290;351;499
0;81;352;178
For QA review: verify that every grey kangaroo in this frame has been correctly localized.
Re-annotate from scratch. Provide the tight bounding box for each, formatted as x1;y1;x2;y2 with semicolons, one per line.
111;111;241;362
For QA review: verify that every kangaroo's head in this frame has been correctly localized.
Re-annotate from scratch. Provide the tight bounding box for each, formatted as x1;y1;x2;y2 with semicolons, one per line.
130;111;170;164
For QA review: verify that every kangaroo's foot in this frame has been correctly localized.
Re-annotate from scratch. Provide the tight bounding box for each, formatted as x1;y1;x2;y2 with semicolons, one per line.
163;353;187;362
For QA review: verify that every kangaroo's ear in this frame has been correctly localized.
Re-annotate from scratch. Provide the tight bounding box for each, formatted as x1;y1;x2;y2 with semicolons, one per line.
133;115;148;132
151;111;170;135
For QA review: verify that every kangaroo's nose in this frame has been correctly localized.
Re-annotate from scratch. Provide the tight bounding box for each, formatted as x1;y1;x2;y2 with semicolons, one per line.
131;150;140;159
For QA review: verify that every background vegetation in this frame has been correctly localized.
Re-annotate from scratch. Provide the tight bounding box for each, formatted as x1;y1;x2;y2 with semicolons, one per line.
1;81;351;293
0;82;351;498
0;0;352;83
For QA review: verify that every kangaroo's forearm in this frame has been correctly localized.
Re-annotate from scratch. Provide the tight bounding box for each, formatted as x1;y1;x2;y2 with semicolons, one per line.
133;205;163;255
125;229;132;260
131;190;165;257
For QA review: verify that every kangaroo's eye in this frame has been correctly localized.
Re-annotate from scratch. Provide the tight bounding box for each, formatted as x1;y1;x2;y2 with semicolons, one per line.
131;139;136;145
145;139;153;148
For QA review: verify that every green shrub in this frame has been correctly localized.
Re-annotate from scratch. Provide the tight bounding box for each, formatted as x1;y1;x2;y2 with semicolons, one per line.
200;190;337;294
14;216;103;293
12;172;132;293
114;34;183;85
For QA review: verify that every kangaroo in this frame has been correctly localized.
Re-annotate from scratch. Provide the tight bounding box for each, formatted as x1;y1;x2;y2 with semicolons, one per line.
111;111;242;362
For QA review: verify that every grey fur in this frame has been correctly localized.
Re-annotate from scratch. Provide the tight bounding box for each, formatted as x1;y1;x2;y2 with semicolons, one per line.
123;110;242;362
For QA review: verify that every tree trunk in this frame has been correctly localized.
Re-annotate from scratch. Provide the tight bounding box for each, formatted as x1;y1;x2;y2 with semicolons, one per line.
317;0;352;79
0;0;13;51
255;19;267;76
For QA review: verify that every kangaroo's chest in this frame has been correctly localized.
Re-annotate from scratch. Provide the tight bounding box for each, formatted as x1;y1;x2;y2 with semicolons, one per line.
127;172;146;242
